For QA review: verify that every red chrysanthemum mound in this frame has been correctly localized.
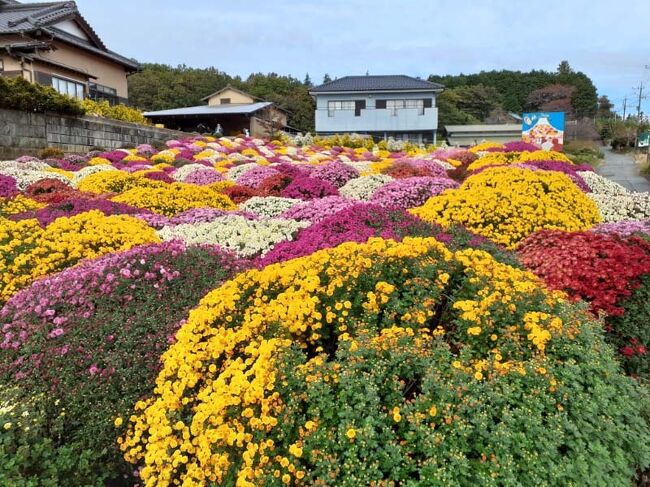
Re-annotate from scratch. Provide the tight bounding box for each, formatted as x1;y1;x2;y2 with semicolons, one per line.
517;230;650;316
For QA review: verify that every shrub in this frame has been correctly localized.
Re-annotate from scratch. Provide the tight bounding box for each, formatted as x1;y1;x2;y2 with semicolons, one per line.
120;238;650;486
0;242;246;484
517;230;650;376
81;98;148;124
37;147;65;160
0;210;159;303
112;184;235;216
412;167;602;248
0;76;84;116
370;176;459;209
0;175;19;198
282;176;338;200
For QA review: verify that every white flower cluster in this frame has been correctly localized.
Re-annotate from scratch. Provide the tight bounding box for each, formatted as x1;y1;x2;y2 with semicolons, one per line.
344;160;375;173
171;163;215;182
291;133;315;147
157;215;308;257
589;193;650;223
339;174;393;201
431;158;455;170
577;171;628;195
226;162;259;181
240;196;302;218
0;161;71;190
71;165;117;187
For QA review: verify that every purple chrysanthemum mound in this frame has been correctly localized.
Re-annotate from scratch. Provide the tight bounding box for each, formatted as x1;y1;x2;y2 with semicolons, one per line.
281;176;338;200
237;166;280;188
592;220;650;237
184;168;224;186
11;198;148;227
280;196;357;223
145;171;175;183
310;161;359;188
256;203;434;266
370;176;459;209
0;174;19;198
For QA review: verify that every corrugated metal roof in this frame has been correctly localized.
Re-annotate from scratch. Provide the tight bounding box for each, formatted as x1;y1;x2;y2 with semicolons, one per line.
310;75;443;93
445;124;522;133
144;102;273;117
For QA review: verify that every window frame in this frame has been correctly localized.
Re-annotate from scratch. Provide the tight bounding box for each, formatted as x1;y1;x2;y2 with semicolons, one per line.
51;75;86;100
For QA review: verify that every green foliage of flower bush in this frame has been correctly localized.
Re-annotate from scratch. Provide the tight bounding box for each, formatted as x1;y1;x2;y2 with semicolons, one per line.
0;242;246;484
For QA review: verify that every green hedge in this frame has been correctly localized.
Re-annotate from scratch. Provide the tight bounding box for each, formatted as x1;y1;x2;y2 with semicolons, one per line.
0;76;85;116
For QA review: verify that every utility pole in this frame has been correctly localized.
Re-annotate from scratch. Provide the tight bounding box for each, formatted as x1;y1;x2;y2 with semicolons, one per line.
622;96;627;120
635;83;645;121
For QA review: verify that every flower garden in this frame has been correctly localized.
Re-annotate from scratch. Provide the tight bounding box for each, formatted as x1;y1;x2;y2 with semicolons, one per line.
0;136;649;486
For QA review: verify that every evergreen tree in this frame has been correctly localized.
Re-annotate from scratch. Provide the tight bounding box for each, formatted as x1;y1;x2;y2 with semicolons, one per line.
323;73;332;84
303;73;313;88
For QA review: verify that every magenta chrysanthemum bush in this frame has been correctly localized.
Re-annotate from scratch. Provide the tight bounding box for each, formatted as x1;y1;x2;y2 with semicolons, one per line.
0;174;19;198
370;176;459;209
237;166;280;188
281;176;338;200
310;161;359;188
0;241;246;478
280;196;357;223
10;198;147;227
184;168;224;186
256;203;435;266
593;219;650;237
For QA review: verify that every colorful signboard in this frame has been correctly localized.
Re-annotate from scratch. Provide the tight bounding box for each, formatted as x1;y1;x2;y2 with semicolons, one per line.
522;112;565;151
639;132;650;148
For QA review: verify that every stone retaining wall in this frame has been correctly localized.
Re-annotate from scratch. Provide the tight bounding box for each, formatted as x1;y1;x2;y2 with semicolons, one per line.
0;108;188;159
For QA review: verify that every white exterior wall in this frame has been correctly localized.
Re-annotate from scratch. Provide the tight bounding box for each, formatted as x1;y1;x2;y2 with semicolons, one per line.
314;91;439;134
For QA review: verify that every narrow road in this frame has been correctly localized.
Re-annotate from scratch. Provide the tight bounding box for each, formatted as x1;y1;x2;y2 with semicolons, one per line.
597;147;650;192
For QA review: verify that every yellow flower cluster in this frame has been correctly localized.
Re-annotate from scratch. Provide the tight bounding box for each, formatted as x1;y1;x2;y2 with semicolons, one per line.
111;183;236;216
0;211;159;303
468;141;504;153
411;167;601;248
467;150;572;171
0;195;45;217
120;237;571;486
151;151;178;164
77;171;164;194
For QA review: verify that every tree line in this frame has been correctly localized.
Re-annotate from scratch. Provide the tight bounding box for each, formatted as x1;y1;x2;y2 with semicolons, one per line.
128;62;604;134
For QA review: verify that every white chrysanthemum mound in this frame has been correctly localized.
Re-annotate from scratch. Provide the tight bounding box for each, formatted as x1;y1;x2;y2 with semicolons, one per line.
240;196;302;218
0;161;72;190
589;193;650;222
339;174;394;201
226;162;259;181
171;164;214;182
578;171;628;195
157;215;309;257
71;165;117;187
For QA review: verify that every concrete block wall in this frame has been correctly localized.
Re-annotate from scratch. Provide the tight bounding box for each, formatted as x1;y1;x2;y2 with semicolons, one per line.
0;108;189;159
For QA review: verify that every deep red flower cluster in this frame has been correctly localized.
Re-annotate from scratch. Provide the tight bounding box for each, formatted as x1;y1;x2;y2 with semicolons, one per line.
517;230;650;316
25;178;94;204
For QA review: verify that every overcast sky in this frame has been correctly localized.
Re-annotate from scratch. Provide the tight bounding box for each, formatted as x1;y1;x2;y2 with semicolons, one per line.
70;0;650;115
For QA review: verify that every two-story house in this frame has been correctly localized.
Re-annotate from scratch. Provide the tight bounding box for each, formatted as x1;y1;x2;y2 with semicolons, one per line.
0;0;139;104
309;75;444;144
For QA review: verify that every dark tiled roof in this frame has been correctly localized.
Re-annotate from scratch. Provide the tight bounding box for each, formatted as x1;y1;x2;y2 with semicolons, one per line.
310;75;444;93
0;1;138;70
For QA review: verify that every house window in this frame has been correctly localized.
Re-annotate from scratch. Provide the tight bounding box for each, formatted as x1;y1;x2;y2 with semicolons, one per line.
52;76;85;99
220;98;231;104
89;82;118;104
327;100;355;117
386;99;425;116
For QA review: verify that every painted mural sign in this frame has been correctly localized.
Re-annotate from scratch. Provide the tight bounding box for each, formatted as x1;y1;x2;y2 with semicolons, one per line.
522;112;565;151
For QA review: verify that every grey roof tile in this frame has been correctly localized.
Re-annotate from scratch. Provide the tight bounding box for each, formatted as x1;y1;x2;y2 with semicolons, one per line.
310;75;443;93
144;102;273;117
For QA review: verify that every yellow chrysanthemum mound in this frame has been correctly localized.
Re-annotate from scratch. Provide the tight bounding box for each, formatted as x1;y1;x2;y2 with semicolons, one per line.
0;210;159;303
467;150;571;172
468;141;504;153
76;171;165;194
0;195;46;217
120;237;580;487
411;167;601;248
111;183;236;216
